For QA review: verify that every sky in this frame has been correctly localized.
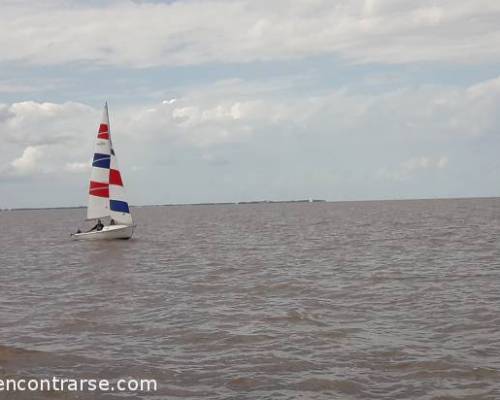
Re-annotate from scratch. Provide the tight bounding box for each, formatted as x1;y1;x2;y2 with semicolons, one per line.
1;0;500;208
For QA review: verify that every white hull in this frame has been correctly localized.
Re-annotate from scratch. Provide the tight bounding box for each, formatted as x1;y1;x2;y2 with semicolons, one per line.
71;224;135;240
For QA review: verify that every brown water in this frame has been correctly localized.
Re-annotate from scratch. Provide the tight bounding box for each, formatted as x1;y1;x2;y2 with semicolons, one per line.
1;198;500;399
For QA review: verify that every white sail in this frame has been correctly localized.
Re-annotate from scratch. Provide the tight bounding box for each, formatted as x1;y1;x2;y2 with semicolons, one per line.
86;103;133;225
109;142;133;225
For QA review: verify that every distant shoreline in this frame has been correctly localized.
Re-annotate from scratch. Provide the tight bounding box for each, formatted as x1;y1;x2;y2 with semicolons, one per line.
0;199;326;211
1;196;499;211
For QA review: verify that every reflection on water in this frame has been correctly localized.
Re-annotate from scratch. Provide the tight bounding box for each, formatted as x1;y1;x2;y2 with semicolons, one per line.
1;198;500;399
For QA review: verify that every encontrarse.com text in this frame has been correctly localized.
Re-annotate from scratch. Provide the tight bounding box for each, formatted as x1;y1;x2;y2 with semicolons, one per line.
0;377;157;393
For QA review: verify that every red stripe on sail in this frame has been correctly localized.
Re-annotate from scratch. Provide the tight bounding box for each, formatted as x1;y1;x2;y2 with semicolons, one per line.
109;169;123;186
89;181;109;198
97;123;109;139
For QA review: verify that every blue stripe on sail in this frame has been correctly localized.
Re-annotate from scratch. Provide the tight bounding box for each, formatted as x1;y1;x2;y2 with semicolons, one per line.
110;200;130;213
92;153;110;169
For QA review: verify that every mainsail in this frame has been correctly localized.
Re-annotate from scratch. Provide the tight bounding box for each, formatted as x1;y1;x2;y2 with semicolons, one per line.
87;103;133;225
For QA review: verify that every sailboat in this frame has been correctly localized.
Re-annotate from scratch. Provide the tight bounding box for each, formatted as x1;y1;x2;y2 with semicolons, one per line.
72;103;135;240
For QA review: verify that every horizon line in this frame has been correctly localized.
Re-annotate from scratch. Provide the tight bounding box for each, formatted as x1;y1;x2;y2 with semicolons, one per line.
1;195;499;211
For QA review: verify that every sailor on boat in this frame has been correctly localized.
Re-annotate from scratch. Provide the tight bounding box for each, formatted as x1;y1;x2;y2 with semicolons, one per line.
89;219;104;232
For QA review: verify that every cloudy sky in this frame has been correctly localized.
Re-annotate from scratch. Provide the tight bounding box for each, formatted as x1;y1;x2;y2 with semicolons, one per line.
1;0;500;208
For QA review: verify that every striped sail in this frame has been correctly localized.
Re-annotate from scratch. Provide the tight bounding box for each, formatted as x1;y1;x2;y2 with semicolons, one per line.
86;103;133;225
109;138;133;225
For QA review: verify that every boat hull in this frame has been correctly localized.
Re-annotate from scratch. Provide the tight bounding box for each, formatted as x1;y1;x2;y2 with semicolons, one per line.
71;224;135;240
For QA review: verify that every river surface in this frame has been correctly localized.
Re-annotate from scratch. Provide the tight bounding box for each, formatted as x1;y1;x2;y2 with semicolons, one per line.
0;198;500;399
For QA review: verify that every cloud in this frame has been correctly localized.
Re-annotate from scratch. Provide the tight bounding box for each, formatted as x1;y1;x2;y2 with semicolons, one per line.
436;156;449;169
1;145;49;178
10;146;44;175
122;90;257;147
377;156;449;182
0;101;97;181
0;72;499;204
3;73;500;174
64;162;90;173
0;82;38;94
0;101;96;146
1;0;500;67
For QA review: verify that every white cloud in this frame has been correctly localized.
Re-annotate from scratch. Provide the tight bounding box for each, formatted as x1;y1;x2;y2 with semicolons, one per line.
0;101;97;180
436;156;449;169
5;73;500;169
64;162;90;173
1;0;500;67
0;72;499;205
377;155;449;182
0;101;96;146
10;146;44;175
